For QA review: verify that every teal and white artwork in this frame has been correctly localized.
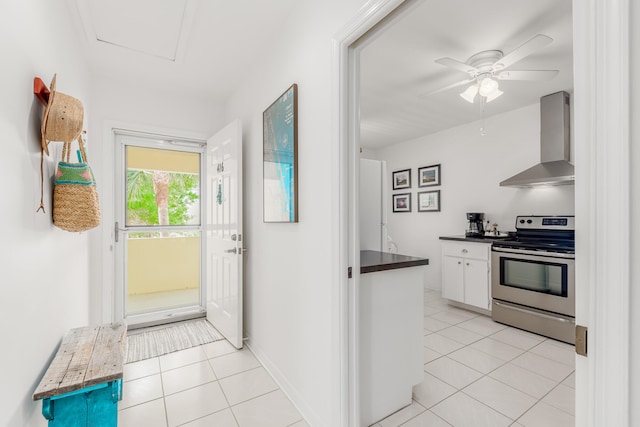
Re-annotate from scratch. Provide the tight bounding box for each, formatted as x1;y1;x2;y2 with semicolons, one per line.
263;84;298;222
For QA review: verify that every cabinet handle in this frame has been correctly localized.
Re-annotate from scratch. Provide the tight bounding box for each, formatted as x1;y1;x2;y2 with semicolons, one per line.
466;262;470;266
458;261;462;265
461;249;468;253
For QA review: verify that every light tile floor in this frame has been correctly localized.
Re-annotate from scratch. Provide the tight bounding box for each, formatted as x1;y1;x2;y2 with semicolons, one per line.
374;290;575;427
118;340;309;427
119;289;575;427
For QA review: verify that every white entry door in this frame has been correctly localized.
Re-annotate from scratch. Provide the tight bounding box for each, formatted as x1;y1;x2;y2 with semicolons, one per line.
206;120;244;349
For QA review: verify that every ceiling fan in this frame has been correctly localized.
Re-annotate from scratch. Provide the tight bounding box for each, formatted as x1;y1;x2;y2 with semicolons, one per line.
429;34;559;103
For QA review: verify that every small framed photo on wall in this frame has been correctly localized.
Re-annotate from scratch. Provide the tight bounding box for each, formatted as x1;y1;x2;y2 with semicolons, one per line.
393;193;411;213
392;169;411;190
418;164;440;187
417;190;440;212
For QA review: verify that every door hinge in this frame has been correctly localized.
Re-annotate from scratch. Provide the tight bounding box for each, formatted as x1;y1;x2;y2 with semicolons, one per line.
576;325;588;356
348;267;352;279
115;221;119;243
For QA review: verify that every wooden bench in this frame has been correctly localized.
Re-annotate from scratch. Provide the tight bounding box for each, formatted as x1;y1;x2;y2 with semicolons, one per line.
33;323;127;427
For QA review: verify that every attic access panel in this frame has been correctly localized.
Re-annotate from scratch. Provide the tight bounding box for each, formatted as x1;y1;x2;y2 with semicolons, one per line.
87;0;188;61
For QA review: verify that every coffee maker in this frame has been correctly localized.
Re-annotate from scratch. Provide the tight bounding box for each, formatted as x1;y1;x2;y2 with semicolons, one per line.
466;212;485;237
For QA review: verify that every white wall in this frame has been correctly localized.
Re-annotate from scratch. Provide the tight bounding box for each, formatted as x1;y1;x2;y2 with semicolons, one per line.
223;1;368;425
629;1;640;424
0;1;92;426
374;103;575;290
360;147;380;160
87;77;225;324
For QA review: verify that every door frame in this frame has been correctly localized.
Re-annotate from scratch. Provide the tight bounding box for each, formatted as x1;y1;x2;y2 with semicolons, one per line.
333;0;632;426
332;1;419;425
99;121;210;324
573;1;631;425
113;131;207;327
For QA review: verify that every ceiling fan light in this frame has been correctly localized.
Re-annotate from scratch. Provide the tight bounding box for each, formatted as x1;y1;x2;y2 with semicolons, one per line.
485;89;504;103
460;84;478;103
478;77;499;96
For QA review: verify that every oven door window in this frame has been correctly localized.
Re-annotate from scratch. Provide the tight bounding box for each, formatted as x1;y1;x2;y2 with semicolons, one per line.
500;257;568;297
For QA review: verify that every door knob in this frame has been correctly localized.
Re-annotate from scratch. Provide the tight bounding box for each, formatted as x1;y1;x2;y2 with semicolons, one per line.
224;248;237;254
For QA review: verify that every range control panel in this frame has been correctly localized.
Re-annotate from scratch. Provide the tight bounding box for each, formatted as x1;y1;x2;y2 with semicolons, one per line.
515;215;575;230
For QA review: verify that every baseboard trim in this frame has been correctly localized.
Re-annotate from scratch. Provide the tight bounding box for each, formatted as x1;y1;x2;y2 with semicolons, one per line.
246;339;320;427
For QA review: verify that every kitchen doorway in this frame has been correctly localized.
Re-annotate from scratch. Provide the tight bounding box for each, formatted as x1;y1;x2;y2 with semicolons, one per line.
336;0;633;425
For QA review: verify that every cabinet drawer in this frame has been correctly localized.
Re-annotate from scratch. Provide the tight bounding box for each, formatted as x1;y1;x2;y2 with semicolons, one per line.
441;241;490;260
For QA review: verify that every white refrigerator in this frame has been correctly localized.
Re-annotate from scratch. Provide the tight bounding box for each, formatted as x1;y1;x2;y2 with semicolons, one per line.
359;159;389;252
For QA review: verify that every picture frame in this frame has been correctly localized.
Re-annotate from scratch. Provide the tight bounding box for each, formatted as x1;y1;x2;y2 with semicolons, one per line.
392;193;411;213
418;190;440;212
418;164;441;187
263;84;298;222
392;169;411;190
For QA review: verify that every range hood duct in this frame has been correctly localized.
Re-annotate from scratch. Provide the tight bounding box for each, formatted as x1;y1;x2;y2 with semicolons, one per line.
500;91;574;187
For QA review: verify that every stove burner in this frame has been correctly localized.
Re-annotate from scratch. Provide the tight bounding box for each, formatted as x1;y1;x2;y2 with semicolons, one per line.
492;239;574;254
493;215;575;254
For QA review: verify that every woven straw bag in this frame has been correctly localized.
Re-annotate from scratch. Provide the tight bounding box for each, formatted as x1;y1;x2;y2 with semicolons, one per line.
52;138;101;232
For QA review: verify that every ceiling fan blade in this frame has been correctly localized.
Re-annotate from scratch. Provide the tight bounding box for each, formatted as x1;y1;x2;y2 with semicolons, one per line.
493;34;553;70
420;78;476;97
435;57;479;75
495;70;559;81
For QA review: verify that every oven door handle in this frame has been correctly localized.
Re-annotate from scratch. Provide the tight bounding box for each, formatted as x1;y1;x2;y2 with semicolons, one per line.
491;246;575;259
493;300;575;323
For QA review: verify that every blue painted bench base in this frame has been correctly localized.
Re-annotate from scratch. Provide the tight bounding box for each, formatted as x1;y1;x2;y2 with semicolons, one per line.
41;379;122;427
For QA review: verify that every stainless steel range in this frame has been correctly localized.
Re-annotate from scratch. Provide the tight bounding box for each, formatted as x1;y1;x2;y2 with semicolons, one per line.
491;215;575;344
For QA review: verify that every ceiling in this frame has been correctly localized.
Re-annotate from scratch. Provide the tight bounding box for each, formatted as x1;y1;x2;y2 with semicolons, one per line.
359;0;573;149
68;0;572;147
70;0;298;100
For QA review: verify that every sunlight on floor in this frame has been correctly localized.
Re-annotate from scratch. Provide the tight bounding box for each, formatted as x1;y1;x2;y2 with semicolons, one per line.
128;289;200;314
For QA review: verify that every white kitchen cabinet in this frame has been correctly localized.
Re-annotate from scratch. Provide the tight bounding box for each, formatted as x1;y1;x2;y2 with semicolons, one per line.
441;240;491;310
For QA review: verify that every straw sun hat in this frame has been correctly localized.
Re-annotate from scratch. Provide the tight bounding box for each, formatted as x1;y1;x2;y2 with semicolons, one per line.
37;74;85;213
41;74;84;155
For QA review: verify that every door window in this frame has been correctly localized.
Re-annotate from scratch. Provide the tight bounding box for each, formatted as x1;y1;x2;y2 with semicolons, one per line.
500;257;567;297
115;135;205;325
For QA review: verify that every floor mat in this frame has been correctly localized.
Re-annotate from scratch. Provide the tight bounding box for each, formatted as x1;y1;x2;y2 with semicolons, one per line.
126;319;223;363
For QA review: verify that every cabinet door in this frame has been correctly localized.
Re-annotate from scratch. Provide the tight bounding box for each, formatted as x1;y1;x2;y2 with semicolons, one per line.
464;259;490;309
442;256;464;302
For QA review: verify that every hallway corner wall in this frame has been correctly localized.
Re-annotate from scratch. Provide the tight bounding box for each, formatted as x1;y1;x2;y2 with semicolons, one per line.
0;1;92;425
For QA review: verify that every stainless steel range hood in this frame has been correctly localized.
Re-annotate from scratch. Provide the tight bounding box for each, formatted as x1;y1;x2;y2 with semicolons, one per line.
500;91;574;187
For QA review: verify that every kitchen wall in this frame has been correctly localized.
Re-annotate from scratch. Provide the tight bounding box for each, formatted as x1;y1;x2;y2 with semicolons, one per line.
0;1;92;426
223;1;368;425
370;103;575;291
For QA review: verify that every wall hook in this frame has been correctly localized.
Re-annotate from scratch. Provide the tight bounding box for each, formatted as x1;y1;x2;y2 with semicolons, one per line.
34;77;50;106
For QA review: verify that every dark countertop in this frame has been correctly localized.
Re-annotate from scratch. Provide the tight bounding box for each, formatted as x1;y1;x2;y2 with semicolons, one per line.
439;235;513;243
360;250;429;274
